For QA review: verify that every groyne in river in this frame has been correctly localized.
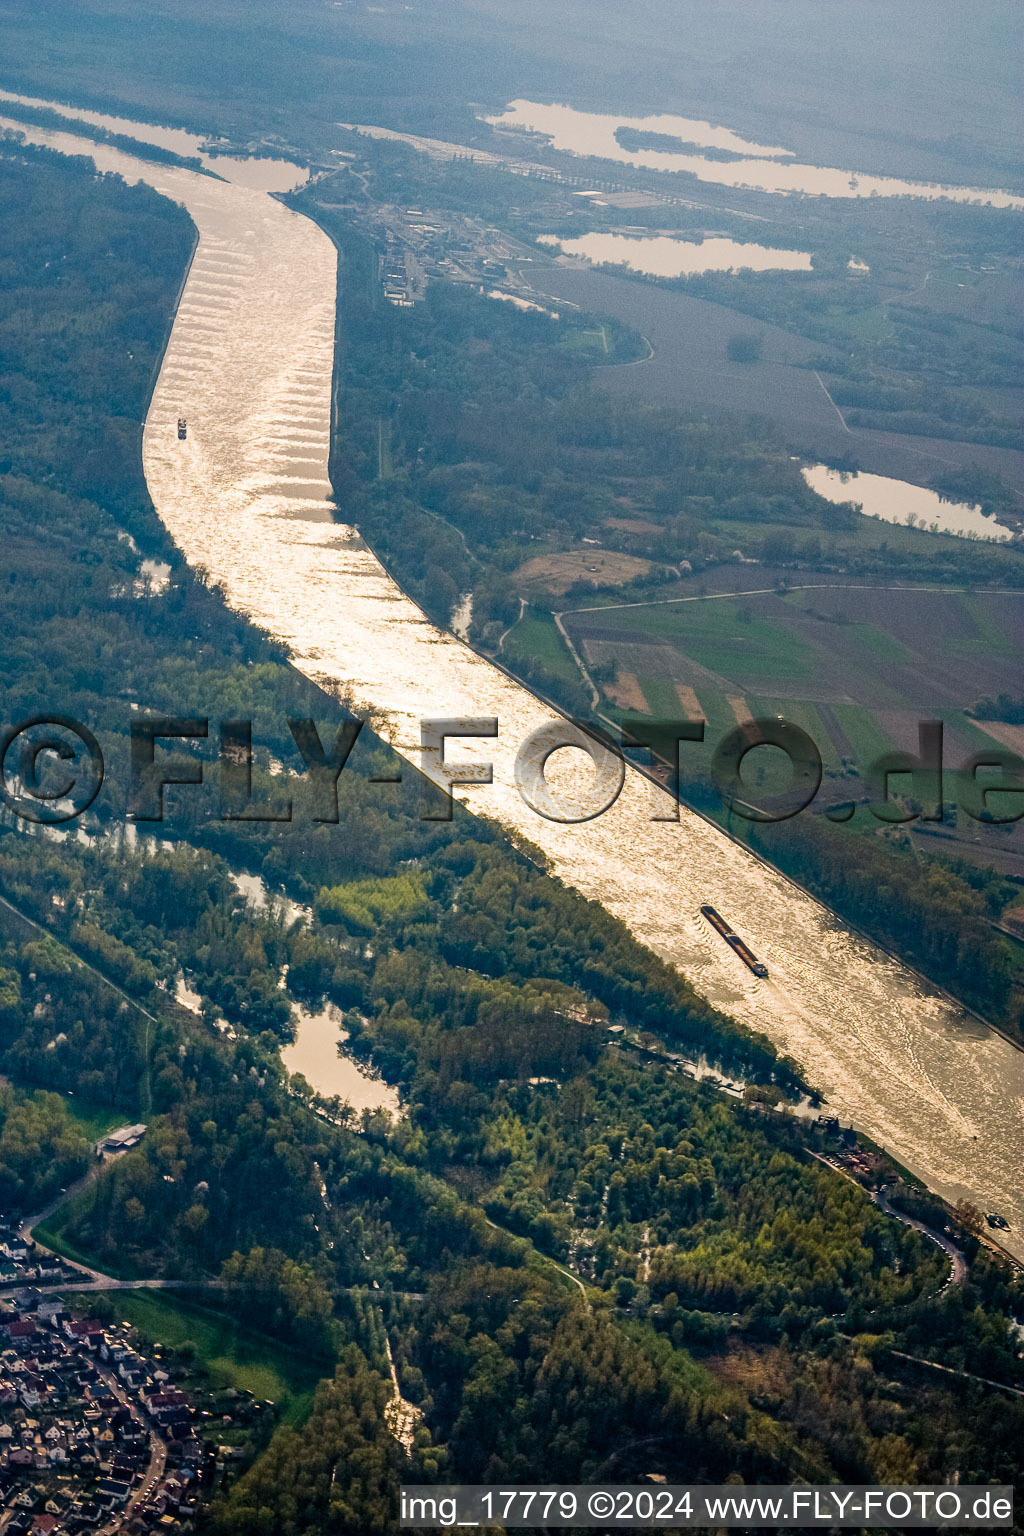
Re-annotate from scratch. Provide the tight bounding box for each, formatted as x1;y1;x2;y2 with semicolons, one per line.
2;103;1021;1258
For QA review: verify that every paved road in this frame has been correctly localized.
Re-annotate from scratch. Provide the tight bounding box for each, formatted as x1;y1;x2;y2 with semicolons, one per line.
484;1216;591;1305
0;1272;429;1301
0;1276;231;1297
19;1146;135;1283
888;1349;1024;1399
93;1359;167;1534
12;1136;233;1296
807;1149;967;1289
874;1187;968;1286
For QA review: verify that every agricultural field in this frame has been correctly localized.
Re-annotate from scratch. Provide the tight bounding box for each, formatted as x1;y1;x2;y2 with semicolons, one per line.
515;547;654;596
528;265;1024;500
908;267;1024;332
559;583;1024;860
528;264;831;434
501;606;579;685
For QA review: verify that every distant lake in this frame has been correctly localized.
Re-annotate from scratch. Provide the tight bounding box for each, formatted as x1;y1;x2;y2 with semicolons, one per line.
486;100;1024;208
539;231;812;277
803;464;1015;542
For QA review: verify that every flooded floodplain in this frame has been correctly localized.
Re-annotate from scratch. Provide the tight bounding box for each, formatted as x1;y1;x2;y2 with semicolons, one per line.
0;88;306;192
3;105;1022;1258
486;100;1024;208
282;998;399;1118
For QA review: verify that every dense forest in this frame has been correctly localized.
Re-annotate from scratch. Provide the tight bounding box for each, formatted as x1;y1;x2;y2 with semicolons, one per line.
0;1081;90;1211
0;138;1022;1533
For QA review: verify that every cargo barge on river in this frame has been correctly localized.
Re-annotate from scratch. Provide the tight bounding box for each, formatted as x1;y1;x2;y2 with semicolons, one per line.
700;904;769;978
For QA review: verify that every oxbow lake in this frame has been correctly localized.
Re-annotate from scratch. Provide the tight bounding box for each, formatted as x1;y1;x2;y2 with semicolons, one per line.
802;465;1015;543
538;232;812;277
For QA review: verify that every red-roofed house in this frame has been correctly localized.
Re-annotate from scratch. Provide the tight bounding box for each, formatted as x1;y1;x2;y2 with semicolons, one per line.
62;1318;104;1347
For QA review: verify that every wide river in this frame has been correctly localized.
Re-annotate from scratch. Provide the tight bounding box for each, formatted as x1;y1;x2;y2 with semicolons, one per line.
4;106;1022;1258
